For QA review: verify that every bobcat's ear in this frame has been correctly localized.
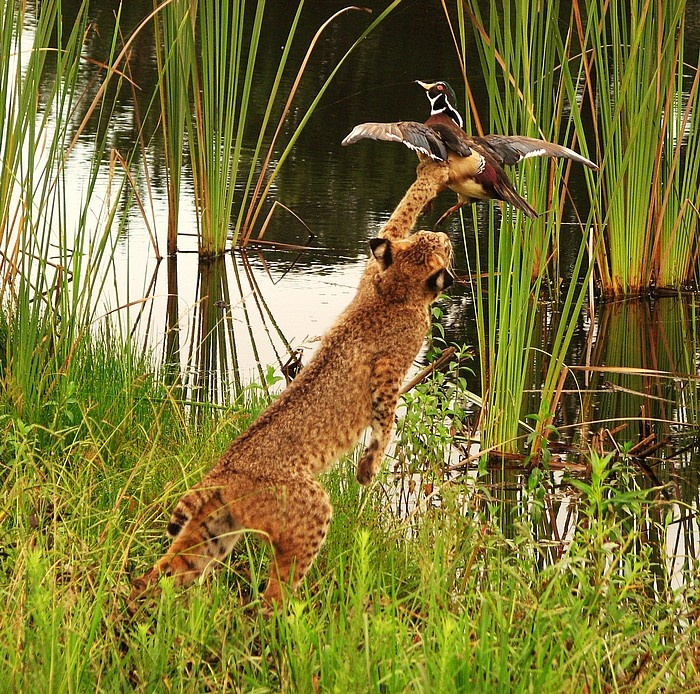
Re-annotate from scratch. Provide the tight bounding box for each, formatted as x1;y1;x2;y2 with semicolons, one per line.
427;268;453;293
369;237;393;269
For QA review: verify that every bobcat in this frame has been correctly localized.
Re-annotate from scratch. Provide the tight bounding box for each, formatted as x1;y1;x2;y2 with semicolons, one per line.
129;162;452;607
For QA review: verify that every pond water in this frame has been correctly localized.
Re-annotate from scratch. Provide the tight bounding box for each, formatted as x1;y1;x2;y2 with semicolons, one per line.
39;0;608;377
13;0;700;564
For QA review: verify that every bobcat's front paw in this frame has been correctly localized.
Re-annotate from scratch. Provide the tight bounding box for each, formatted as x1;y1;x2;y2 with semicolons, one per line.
127;569;162;615
356;445;379;486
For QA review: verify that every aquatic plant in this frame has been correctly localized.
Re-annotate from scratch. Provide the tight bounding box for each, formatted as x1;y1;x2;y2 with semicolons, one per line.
448;0;596;456
0;0;134;427
446;0;699;456
153;0;193;255
186;0;270;257
154;1;404;256
581;0;700;296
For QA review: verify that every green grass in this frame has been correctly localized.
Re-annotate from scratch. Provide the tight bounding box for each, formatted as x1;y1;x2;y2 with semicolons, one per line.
1;335;698;691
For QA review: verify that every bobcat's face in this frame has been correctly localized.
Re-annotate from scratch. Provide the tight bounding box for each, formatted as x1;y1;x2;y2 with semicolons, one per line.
370;231;453;300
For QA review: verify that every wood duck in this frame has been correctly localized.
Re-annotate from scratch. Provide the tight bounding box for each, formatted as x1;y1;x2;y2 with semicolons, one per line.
342;80;598;223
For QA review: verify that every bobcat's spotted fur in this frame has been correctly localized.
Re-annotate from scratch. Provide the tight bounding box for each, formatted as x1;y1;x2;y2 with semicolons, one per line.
130;162;451;606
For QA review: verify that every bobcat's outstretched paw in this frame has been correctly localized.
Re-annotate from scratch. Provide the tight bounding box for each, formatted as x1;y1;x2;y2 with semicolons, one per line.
356;447;379;486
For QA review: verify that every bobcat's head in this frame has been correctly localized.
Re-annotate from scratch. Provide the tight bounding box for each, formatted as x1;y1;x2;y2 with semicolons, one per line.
369;231;453;302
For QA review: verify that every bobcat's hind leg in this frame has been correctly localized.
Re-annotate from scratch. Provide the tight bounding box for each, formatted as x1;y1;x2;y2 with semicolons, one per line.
262;477;332;605
129;487;242;604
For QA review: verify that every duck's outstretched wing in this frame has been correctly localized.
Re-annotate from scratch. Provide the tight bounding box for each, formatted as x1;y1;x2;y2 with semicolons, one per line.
341;121;454;162
472;135;598;170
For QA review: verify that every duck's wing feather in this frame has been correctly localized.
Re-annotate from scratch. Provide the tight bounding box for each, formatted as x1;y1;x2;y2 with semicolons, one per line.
424;122;474;158
341;121;451;162
472;135;598;170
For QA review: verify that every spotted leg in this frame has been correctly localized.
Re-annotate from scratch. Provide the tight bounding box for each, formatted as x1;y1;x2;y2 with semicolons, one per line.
356;358;401;485
129;487;242;605
262;476;332;605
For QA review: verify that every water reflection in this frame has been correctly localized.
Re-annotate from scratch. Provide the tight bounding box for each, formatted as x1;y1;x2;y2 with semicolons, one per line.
580;297;699;447
131;246;365;411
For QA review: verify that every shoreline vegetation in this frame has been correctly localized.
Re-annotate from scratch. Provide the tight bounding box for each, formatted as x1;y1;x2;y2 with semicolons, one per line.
1;0;699;690
2;332;698;689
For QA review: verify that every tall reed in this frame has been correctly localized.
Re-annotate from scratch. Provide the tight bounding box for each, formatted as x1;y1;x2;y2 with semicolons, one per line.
0;0;136;427
153;0;194;255
186;0;270;257
155;2;398;255
450;0;596;455
581;0;700;296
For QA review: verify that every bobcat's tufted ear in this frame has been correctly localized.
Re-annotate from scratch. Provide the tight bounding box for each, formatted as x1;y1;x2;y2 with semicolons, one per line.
427;268;453;293
369;238;393;269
